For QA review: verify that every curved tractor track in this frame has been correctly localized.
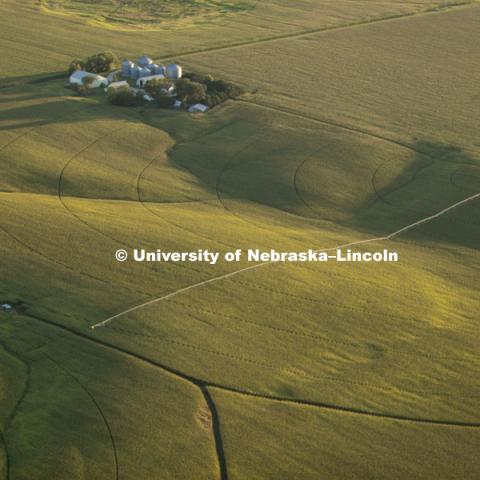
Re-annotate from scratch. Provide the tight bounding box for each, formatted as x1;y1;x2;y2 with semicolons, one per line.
55;119;206;276
42;353;119;480
92;99;480;330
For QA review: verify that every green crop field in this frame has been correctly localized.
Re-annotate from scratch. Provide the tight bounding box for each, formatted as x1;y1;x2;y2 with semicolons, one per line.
1;0;479;479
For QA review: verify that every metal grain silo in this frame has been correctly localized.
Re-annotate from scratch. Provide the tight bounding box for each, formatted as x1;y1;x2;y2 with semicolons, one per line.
130;65;141;79
138;55;153;68
121;59;134;77
154;64;166;75
148;63;159;73
166;63;182;80
139;67;151;78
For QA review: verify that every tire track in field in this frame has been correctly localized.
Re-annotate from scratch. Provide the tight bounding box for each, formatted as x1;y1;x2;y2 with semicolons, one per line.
240;98;480;226
56;119;205;275
0;105;163;296
137;126;276;250
0;103;81;156
212;129;328;236
237;99;434;162
0;217;153;300
25;312;480;428
450;164;480;192
123;298;479;365
292;143;336;218
105;325;477;397
0;103;88;156
136;152;233;250
370;157;435;206
42;353;119;480
213;133;283;233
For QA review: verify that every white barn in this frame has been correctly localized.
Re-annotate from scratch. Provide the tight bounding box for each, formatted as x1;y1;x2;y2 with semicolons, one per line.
70;70;107;88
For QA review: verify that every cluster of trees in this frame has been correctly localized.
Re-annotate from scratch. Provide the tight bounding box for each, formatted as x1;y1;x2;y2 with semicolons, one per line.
107;86;144;107
69;51;119;74
175;79;207;104
144;78;176;108
72;75;103;96
182;72;244;107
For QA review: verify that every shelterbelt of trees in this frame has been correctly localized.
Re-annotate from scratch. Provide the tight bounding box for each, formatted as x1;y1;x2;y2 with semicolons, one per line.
67;51;244;109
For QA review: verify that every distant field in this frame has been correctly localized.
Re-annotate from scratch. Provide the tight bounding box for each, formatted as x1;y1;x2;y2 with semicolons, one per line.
1;1;479;479
40;0;256;28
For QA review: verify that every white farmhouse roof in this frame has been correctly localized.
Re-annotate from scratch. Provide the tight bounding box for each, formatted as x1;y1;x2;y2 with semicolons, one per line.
188;103;209;113
69;70;107;88
1;303;12;310
136;74;166;87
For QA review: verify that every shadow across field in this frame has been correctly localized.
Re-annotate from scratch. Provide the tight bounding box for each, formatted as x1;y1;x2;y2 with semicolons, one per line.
353;140;480;250
0;71;67;89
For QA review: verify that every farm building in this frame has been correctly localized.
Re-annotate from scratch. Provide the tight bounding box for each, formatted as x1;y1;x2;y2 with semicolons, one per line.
1;304;13;312
136;74;166;88
188;103;209;113
70;70;107;88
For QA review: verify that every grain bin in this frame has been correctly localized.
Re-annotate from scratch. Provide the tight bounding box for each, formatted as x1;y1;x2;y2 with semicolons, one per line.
138;55;153;68
121;59;134;77
166;63;182;80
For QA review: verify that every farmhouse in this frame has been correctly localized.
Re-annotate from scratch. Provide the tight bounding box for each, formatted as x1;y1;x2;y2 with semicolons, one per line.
1;303;13;312
70;70;107;88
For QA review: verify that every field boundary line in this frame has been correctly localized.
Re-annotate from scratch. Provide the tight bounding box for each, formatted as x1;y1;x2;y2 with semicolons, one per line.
91;191;480;329
156;1;476;61
25;312;480;428
200;386;228;480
